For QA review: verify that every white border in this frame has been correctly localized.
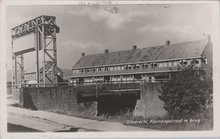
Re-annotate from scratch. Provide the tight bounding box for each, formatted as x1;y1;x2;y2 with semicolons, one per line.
1;0;220;138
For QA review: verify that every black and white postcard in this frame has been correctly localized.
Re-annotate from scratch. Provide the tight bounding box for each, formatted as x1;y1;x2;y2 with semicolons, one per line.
0;0;220;139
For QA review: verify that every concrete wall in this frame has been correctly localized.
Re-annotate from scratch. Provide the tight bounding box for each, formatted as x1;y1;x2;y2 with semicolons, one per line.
134;83;167;118
19;82;166;118
12;88;20;104
20;86;97;117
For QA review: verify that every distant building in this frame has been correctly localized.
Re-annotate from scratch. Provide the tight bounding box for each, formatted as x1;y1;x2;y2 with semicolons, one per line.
70;37;212;84
62;69;73;80
24;61;63;84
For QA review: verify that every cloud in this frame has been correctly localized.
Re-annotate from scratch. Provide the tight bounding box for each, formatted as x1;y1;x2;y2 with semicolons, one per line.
7;14;33;29
68;8;147;29
64;40;103;50
138;24;197;35
58;40;105;68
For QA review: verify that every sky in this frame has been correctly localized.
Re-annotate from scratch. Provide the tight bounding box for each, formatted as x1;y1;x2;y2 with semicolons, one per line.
6;4;213;71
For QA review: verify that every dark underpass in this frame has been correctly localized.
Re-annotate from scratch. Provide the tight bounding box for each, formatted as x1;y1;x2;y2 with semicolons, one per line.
97;94;139;116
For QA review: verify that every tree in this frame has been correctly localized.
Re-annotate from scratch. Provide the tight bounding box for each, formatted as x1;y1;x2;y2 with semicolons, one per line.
158;65;213;119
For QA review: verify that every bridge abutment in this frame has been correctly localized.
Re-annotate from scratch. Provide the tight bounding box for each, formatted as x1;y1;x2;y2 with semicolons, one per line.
133;83;167;118
18;86;97;117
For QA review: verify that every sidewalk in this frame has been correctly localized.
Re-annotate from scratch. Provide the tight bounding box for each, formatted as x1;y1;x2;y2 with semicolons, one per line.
8;106;153;132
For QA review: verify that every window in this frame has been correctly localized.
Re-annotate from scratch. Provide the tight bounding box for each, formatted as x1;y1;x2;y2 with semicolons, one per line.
153;63;158;67
173;62;178;66
101;67;105;71
133;65;136;70
183;61;188;65
163;63;167;67
117;66;121;70
144;76;150;82
151;76;155;82
125;65;128;70
195;60;200;64
191;60;195;64
109;67;114;71
168;62;172;67
159;63;163;67
144;64;148;68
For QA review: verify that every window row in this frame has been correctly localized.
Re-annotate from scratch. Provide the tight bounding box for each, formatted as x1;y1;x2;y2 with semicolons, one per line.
70;74;160;84
73;59;203;74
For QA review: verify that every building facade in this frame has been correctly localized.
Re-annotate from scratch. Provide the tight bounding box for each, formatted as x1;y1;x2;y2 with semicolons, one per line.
70;37;212;85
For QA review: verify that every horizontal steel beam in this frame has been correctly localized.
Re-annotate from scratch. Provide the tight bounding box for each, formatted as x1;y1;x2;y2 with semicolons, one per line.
14;47;35;56
11;15;58;39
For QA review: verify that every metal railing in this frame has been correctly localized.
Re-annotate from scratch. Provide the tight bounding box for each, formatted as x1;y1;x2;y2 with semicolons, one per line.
12;79;168;88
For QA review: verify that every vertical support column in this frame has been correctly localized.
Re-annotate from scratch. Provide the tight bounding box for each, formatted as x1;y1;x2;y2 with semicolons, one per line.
14;55;17;87
168;72;171;80
53;27;57;83
42;25;46;86
11;39;15;89
35;29;40;85
20;54;24;86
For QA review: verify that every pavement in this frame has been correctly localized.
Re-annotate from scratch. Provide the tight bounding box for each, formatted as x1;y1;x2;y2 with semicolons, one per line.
7;96;153;132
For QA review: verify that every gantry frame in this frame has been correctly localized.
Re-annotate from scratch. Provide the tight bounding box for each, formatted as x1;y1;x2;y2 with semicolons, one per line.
11;15;60;87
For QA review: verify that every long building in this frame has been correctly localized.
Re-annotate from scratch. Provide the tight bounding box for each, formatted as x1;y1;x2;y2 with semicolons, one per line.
70;37;212;85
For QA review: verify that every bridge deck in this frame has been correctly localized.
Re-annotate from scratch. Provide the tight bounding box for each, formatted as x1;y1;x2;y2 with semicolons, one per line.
76;83;141;102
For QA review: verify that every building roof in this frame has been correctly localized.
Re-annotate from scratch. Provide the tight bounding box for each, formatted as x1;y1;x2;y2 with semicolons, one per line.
62;69;73;78
25;61;62;75
73;39;209;69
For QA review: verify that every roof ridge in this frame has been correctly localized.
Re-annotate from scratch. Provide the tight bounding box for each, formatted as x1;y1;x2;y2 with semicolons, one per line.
73;38;209;68
81;39;207;57
169;39;207;46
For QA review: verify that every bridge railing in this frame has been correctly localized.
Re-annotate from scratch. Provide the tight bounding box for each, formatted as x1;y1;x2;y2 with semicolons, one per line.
12;79;168;88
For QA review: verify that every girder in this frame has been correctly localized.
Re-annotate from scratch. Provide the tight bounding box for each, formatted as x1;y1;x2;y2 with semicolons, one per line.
11;15;60;87
11;15;59;40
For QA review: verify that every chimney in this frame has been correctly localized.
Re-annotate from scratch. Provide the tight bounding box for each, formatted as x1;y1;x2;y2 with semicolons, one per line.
132;45;137;50
165;40;170;46
81;52;85;57
105;49;109;54
206;35;210;41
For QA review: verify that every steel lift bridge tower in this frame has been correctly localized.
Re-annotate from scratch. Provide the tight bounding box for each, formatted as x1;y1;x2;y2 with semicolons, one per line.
11;15;60;87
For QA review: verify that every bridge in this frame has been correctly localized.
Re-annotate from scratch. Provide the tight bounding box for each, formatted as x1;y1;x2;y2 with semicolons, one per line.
10;15;167;118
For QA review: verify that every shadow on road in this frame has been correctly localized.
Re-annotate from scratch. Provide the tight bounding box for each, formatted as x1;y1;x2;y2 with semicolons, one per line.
8;123;41;132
